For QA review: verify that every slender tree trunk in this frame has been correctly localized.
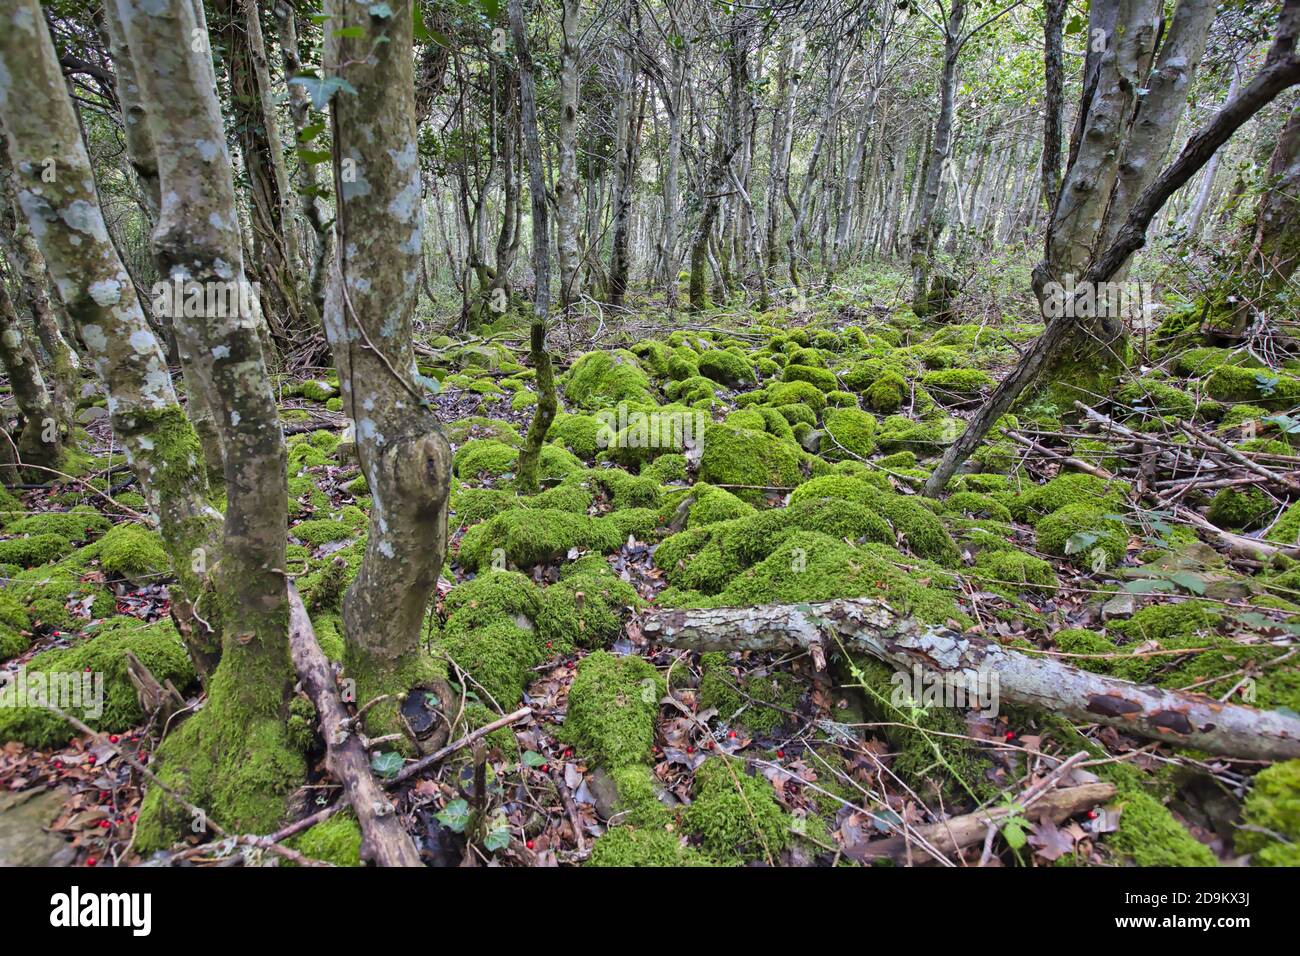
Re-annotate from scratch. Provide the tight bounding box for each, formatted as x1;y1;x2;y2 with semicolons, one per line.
556;0;582;311
910;0;966;315
510;0;557;496
0;280;60;473
1041;0;1067;219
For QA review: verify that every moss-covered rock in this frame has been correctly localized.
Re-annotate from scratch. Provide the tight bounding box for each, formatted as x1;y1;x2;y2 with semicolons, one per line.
697;349;756;388
560;651;663;768
1206;486;1274;531
456;509;623;570
0;534;71;569
0;619;197;748
697;426;804;504
820;408;877;461
563;350;657;408
97;524;170;579
1237;760;1300;866
290;812;363;866
1035;504;1128;567
683;757;791;863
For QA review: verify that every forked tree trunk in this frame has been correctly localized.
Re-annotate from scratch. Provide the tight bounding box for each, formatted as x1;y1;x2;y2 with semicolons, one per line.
925;0;1300;496
108;0;305;847
0;280;60;472
323;0;455;751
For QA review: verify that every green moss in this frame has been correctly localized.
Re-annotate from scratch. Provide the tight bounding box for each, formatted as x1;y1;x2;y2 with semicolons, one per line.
295;379;337;402
1108;787;1216;866
1117;380;1198;418
876;415;962;455
1012;473;1128;523
679;484;755;528
289;518;359;547
783;364;839;393
766;380;827;412
697;426;804;504
1035;504;1128;566
6;508;110;542
849;656;995;803
0;618;197;748
1267;502;1300;545
1236;760;1300;864
0;534;71;568
95;524;169;579
442;570;543;637
684;758;791;863
697;349;756;388
438;620;541;706
560;651;663;768
587;468;663;510
664;375;716;405
588;825;704;866
940;491;1013;524
1206;486;1274;531
563;350;657;408
456;508;623;570
289;812;363;867
820;408;877;461
454;439;520;479
548;413;607;460
536;567;640;650
773;402;817;427
920;368;994;394
972;550;1057;595
643;453;688;484
1205;365;1300;408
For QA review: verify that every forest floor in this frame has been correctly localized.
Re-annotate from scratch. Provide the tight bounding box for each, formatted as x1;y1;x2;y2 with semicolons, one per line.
1;265;1299;867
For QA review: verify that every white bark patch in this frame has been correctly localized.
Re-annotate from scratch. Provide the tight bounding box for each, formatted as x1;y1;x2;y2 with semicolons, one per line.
195;139;221;163
387;177;421;223
82;324;109;354
59;200;110;242
212;345;230;359
88;278;123;306
129;329;156;354
1;329;23;352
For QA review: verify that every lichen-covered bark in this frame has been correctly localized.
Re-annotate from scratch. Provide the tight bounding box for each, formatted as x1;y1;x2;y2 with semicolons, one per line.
1248;101;1300;291
111;0;302;843
323;0;454;750
556;0;582;311
0;138;76;436
642;598;1300;761
0;280;59;471
0;0;222;616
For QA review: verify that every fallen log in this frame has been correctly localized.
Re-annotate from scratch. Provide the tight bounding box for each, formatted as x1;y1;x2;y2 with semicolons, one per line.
286;584;424;867
861;781;1117;864
641;598;1300;762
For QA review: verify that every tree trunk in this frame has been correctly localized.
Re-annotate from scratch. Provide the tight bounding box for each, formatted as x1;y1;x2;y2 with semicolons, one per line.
910;0;966;315
323;0;455;752
510;0;557;496
0;280;60;473
556;0;582;311
1041;0;1067;219
109;0;306;847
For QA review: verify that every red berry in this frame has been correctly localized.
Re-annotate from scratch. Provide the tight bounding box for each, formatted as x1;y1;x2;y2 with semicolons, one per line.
686;746;694;754
1087;810;1098;820
84;667;92;673
777;749;785;758
540;764;548;773
108;735;119;744
85;857;97;867
546;642;553;649
1004;732;1015;741
98;820;111;829
525;840;534;850
727;731;737;739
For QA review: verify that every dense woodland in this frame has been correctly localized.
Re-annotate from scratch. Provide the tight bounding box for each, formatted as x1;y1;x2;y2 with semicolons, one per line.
0;0;1297;871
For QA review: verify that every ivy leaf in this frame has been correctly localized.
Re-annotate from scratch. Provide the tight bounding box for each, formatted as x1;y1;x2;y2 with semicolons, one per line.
296;148;333;166
1169;571;1207;595
370;751;404;779
289;75;358;110
1064;531;1098;555
333;26;367;39
297;122;327;143
522;750;547;767
1265;414;1300;435
436;798;471;833
479;0;500;21
484;813;511;852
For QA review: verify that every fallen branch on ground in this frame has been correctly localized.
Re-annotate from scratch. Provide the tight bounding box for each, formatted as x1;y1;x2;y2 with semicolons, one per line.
641;598;1300;761
286;584;423;867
